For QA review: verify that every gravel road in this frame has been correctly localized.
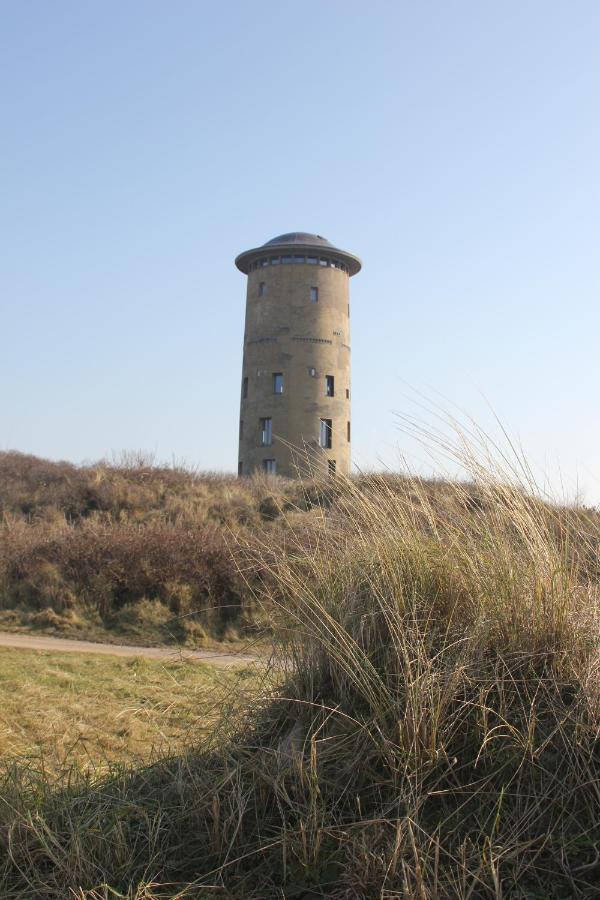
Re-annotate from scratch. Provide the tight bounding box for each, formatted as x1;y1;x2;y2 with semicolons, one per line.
0;631;257;668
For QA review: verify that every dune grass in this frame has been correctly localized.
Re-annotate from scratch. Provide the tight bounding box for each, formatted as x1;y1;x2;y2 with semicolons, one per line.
0;433;599;897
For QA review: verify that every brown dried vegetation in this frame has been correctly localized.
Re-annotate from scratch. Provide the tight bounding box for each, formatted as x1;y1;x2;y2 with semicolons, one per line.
0;451;302;645
1;444;600;896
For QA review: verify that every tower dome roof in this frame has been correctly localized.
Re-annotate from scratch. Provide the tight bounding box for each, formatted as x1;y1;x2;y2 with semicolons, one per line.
235;231;361;276
265;232;336;248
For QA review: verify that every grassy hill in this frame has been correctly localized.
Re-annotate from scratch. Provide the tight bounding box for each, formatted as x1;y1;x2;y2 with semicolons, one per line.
1;448;599;896
0;450;322;647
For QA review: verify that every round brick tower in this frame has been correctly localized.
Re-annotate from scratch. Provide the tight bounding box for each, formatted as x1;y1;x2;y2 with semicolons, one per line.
235;232;361;478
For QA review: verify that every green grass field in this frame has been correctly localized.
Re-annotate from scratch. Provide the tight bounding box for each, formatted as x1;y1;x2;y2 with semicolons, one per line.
0;646;257;774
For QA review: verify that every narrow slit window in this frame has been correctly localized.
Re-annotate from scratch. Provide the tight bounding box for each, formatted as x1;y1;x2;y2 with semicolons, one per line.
310;286;319;303
260;417;272;447
258;282;266;297
242;377;248;399
347;421;351;442
345;388;350;399
326;375;334;396
263;458;276;474
239;419;244;440
238;461;243;476
328;460;336;476
319;418;332;449
273;373;283;394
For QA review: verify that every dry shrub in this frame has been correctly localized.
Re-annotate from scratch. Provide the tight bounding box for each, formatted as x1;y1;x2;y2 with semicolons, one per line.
0;519;246;639
0;452;294;641
0;450;259;526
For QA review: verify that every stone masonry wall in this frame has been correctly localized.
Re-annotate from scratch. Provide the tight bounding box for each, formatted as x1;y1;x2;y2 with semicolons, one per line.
238;262;351;477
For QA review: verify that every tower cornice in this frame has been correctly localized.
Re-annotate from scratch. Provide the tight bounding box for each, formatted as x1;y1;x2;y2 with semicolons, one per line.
235;232;361;276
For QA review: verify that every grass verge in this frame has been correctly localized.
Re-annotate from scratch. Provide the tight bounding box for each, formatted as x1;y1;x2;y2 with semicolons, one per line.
0;647;258;775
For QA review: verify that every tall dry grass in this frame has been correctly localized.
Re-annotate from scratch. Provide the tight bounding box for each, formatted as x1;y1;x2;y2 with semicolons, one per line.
1;434;599;896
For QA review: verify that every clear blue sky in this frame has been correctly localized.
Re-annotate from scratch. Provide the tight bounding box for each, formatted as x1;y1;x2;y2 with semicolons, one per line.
1;2;598;503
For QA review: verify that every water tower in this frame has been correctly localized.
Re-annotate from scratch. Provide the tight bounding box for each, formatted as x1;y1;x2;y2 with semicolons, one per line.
235;232;361;478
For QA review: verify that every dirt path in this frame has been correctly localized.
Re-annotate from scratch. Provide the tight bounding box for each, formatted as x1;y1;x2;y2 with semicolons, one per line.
0;631;257;668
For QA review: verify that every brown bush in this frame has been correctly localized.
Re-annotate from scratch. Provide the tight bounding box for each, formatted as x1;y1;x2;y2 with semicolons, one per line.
0;518;246;636
0;452;276;641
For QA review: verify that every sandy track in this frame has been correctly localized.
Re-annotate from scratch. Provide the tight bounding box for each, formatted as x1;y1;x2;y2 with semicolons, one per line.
0;631;257;668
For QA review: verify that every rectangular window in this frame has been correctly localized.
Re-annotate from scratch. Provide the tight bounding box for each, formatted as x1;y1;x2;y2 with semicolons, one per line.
270;257;280;265
294;255;305;264
239;419;244;440
281;255;292;264
345;388;349;399
242;377;248;399
328;459;336;476
307;256;317;265
319;258;328;266
319;418;332;449
310;286;319;303
258;282;266;297
263;458;276;474
260;417;272;446
347;421;351;442
260;258;268;267
326;375;334;396
238;461;243;476
273;373;283;394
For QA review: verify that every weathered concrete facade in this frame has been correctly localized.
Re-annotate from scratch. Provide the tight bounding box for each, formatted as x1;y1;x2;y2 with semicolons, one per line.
235;233;361;478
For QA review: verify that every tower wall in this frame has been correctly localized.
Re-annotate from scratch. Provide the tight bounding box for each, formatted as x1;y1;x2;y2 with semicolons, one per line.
236;235;360;478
